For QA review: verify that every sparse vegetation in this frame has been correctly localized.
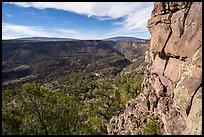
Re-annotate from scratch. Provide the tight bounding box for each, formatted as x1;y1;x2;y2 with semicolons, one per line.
2;39;147;135
143;116;161;135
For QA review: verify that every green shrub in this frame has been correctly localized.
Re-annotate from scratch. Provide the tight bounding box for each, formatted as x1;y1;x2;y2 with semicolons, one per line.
143;116;161;135
3;70;145;135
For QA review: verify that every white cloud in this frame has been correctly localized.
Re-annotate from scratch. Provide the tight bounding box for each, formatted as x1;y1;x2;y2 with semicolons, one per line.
106;4;153;39
3;23;75;39
7;2;33;8
2;23;106;40
7;2;153;19
3;23;50;39
6;2;154;38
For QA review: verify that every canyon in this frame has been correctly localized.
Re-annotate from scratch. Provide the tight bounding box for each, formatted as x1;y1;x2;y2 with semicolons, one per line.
2;2;202;135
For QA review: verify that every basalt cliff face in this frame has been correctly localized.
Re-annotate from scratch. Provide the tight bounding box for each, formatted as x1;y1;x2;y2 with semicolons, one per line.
107;2;202;135
113;40;149;61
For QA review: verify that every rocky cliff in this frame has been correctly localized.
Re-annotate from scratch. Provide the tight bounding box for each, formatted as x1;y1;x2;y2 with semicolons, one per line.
113;40;149;61
107;2;202;135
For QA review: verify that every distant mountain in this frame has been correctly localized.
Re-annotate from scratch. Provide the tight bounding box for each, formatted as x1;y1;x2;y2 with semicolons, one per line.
14;36;145;41
15;37;79;41
104;36;144;41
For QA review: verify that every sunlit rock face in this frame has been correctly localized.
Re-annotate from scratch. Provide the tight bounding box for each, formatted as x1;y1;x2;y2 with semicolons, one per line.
107;2;202;135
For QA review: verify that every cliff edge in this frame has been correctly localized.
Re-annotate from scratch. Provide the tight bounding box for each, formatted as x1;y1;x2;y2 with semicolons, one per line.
107;2;202;135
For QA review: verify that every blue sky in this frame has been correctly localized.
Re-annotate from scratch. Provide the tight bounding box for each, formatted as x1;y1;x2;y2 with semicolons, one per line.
2;2;154;40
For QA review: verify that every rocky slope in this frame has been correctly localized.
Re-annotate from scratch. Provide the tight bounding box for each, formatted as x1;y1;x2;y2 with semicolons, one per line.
107;2;202;135
113;40;149;61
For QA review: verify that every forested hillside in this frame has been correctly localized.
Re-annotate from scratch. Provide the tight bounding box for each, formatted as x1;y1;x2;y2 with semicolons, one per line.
2;39;149;135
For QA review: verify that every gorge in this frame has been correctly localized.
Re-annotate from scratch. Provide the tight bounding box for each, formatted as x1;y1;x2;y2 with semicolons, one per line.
2;2;202;135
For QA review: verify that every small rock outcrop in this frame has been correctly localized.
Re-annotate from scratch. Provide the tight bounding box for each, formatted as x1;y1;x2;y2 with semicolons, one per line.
107;2;202;135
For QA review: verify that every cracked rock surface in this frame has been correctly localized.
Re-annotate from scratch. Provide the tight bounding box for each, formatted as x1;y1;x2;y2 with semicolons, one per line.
107;2;202;135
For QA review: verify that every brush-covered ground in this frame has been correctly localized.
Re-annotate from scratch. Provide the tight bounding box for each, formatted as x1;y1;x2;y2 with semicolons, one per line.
2;39;149;135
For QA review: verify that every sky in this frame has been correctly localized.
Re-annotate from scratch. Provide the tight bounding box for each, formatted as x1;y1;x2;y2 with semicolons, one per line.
2;2;154;40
